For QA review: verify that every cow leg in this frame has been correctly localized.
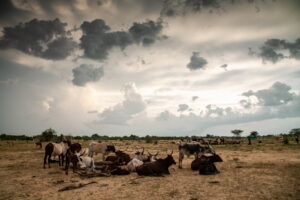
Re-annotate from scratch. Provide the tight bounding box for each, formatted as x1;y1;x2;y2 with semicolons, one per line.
61;154;64;166
178;152;184;169
48;155;51;168
43;153;47;169
59;155;62;166
65;155;69;175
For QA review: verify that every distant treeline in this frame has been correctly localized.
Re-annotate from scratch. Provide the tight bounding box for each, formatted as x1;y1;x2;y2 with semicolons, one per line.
1;128;299;142
1;127;299;141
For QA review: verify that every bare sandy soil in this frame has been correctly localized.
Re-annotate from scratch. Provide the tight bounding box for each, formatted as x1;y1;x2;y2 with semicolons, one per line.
0;140;299;200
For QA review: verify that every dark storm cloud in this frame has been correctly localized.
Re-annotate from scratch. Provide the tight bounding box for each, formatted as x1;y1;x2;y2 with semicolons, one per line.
242;82;294;106
0;0;30;25
187;52;208;70
160;0;272;17
250;38;300;63
80;19;164;60
129;20;163;46
0;18;76;60
72;64;104;86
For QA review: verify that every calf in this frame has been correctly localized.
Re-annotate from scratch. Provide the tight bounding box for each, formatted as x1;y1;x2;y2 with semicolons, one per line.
136;151;176;176
43;141;70;168
64;143;82;175
178;143;215;168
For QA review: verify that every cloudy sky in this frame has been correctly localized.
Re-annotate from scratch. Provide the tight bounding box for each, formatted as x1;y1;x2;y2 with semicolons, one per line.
0;0;299;137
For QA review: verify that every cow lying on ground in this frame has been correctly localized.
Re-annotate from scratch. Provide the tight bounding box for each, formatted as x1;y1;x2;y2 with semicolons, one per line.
88;142;116;160
136;151;176;176
178;142;215;168
127;158;143;172
105;150;131;165
191;154;223;175
77;155;96;173
127;151;159;172
134;147;148;162
43;140;70;168
103;163;130;175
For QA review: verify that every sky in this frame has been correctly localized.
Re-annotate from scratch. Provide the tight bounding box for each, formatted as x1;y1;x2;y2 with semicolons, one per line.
0;0;299;137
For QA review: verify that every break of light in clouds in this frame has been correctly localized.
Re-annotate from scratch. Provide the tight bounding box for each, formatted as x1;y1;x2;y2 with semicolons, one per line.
0;0;300;136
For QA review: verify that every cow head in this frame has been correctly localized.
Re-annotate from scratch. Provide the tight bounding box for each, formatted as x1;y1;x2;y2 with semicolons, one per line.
106;145;116;153
166;150;176;165
148;151;159;162
210;154;223;163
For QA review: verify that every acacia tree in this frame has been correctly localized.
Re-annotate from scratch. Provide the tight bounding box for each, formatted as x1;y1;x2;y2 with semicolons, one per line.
41;128;57;142
250;131;259;138
231;129;243;138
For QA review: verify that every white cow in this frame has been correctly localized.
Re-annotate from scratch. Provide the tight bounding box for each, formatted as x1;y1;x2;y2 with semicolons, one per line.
76;154;96;173
127;158;143;172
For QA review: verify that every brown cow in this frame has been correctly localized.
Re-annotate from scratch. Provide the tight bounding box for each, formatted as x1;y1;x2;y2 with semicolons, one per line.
136;151;176;176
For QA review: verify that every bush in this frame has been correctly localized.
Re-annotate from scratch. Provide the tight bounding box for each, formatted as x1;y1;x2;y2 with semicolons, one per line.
283;136;289;144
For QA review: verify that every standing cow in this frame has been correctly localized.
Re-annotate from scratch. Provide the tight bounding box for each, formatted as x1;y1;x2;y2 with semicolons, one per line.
178;142;215;169
88;142;116;160
43;140;70;168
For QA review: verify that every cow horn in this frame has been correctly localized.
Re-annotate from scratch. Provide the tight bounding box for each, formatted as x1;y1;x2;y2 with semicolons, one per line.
208;144;215;154
147;151;152;156
169;150;173;155
141;147;144;155
155;151;159;156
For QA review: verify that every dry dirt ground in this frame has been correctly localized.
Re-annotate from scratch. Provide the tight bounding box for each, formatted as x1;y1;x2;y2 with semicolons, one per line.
0;139;299;200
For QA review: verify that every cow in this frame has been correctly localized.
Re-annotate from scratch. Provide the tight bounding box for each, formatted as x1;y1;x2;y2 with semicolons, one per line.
134;147;149;162
144;151;159;163
64;143;82;175
43;140;70;168
127;158;144;172
77;155;96;173
178;142;215;169
79;147;89;156
191;154;223;175
191;154;223;170
136;151;176;176
35;141;42;149
88;142;116;160
105;150;131;165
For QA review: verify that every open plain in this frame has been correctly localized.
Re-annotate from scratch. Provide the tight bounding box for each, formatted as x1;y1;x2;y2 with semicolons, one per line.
0;139;299;200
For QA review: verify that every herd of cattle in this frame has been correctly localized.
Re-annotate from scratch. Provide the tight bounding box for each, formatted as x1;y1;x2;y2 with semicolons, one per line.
42;140;223;176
